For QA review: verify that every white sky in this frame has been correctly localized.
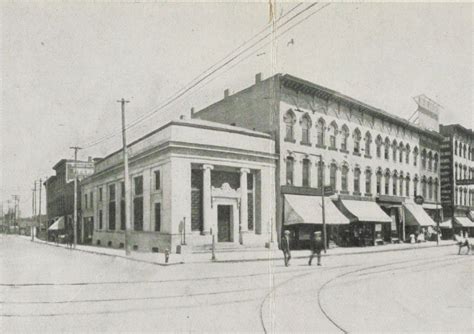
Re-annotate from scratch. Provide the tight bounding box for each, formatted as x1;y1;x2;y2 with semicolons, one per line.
1;1;472;217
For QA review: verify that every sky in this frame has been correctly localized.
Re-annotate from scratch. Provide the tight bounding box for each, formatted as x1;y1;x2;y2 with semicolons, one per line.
1;1;472;217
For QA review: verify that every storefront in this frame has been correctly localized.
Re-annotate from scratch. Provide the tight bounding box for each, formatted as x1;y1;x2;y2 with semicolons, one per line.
377;195;406;243
403;202;437;241
283;193;350;249
453;216;474;236
335;198;392;246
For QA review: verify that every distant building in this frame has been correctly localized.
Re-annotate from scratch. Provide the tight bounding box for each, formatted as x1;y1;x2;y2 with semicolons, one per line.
80;119;276;253
439;124;474;234
193;73;444;247
44;158;95;242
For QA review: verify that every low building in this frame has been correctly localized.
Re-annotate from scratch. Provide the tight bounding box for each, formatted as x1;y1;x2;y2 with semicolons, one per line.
80;118;276;253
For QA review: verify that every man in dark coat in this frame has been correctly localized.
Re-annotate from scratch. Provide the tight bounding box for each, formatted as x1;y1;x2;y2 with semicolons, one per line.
309;231;324;266
281;230;291;267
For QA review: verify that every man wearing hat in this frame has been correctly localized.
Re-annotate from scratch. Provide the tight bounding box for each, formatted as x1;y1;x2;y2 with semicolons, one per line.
309;231;324;266
281;230;291;266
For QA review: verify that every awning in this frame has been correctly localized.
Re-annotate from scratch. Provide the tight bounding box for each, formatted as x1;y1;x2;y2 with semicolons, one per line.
454;216;474;228
284;195;350;225
403;203;436;227
422;203;442;210
48;217;65;231
468;211;474;221
439;219;452;229
338;199;392;223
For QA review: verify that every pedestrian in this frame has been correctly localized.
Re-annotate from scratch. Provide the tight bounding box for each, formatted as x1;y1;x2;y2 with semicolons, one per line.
281;230;291;267
309;231;324;266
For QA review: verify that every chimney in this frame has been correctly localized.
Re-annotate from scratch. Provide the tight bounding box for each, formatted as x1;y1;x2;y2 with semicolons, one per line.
224;89;230;99
255;73;262;84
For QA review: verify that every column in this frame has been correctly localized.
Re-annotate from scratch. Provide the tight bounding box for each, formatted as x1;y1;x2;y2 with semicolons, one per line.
202;164;214;235
240;168;250;234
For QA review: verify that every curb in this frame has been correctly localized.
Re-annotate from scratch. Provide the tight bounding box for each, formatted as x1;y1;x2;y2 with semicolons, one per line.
26;236;456;266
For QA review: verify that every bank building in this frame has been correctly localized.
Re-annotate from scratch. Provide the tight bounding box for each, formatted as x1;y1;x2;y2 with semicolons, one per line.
81;119;277;252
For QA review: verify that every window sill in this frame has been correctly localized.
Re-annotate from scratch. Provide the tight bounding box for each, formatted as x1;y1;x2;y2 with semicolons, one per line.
353;152;361;157
300;141;312;146
364;193;372;197
340;190;349;194
328;146;338;151
339;149;349;154
316;144;327;149
353;191;362;196
284;139;296;144
364;155;372;159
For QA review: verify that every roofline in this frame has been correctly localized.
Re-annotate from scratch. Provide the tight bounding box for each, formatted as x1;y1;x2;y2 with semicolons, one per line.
280;74;444;141
52;158;93;170
440;124;474;139
98;120;273;164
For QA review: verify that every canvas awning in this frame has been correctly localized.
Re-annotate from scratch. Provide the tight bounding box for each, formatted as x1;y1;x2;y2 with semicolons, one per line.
403;203;436;227
338;200;392;223
454;216;474;228
468;211;474;221
422;203;442;210
439;219;452;229
48;217;65;231
284;195;350;225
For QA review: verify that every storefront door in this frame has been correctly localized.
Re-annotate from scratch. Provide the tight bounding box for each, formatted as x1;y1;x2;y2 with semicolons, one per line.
217;205;232;242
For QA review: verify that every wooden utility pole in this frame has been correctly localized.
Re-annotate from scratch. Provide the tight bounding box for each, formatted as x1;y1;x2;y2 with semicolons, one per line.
117;98;131;256
70;146;82;248
38;178;42;239
32;182;36;241
12;195;19;233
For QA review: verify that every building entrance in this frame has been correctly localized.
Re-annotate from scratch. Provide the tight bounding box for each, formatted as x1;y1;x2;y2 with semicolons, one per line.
217;205;232;242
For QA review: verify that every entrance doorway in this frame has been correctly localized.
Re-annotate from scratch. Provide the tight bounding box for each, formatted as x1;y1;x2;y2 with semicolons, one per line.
217;205;232;242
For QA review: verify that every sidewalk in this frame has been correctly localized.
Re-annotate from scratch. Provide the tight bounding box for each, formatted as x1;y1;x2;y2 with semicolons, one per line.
22;235;457;266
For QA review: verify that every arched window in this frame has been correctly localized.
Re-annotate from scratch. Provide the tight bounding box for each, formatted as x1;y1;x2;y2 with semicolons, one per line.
428;178;433;200
354;167;361;194
455;163;458;180
464;188;468;206
364;131;372;156
341;164;349;192
286;156;294;185
455;187;458;205
300;114;311;145
405;144;410;164
454;140;458;155
384;138;390;160
398;142;404;163
365;168;372;195
353;128;362;154
302;158;311;187
376;135;382;158
392;171;398;196
328;121;338;149
384;169;390;194
316;118;326;147
413;146;418;166
434;178;439;202
433;153;438;172
421;149;427;169
427;151;432;171
317;160;324;188
330;163;337;190
376;169;382;195
392;140;398;161
422;177;427;198
340;125;349;151
463;165;467;179
399;172;404;196
413;176;419;197
284;111;296;142
463;144;466;158
405;174;410;197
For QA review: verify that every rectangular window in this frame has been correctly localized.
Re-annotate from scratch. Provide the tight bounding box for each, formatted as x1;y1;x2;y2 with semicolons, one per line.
99;210;103;230
90;192;93;209
109;184;116;201
354;171;360;193
286;158;294;186
85;194;88;209
134;176;143;196
384;176;389;195
134;197;143;231
108;184;116;230
121;181;125;198
154;203;161;232
365;172;371;194
154;170;161;190
99;188;103;201
120;200;125;230
376;145;381;158
302;160;310;187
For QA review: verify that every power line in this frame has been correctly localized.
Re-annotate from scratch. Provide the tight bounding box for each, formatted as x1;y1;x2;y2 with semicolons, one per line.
81;3;318;149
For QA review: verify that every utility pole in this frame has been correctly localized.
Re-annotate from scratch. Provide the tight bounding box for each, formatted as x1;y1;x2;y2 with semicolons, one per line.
70;146;82;248
32;182;36;241
38;178;42;240
12;195;19;234
117;98;131;256
320;155;327;253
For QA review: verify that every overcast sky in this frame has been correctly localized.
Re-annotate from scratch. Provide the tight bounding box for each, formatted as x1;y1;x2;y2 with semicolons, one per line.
1;1;472;217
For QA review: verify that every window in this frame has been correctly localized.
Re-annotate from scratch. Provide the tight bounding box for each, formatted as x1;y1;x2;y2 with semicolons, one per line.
463;144;466;158
301;115;311;144
392;174;397;196
340;125;349;151
405;177;410;197
354;168;361;194
376;171;382;195
134;176;144;231
90;192;93;209
434;180;438;202
99;209;103;230
99;187;103;201
405;144;410;164
433;154;438;172
427;151;432;171
413;147;418;166
365;169;372;194
384;171;390;194
302;159;311;187
328;121;337;149
154;170;161;190
376;136;382;158
154;203;161;232
120;181;125;230
341;165;348;192
108;184;116;230
316;118;325;146
455;163;458;180
286;157;294;185
353;129;361;154
284;111;295;142
422;179;427;198
399;175;403;196
455;187;458;205
392;140;397;161
398;143;404;163
421;149;426;169
330;163;337;190
413;178;418;197
317;161;324;188
364;132;372;156
384;138;390;160
85;194;88;209
454;140;458;155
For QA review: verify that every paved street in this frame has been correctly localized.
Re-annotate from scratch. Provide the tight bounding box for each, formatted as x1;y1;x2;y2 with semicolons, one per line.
1;235;472;333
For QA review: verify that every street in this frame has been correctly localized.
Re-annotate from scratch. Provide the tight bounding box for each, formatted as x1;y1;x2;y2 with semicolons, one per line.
1;235;472;333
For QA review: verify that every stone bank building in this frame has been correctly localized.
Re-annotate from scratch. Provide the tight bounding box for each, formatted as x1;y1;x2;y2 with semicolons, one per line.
80;119;276;252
